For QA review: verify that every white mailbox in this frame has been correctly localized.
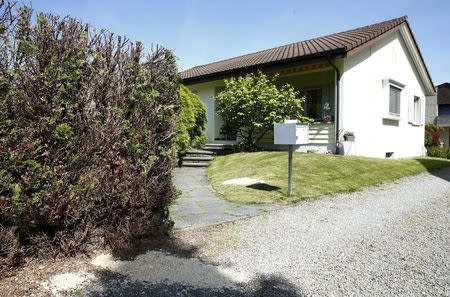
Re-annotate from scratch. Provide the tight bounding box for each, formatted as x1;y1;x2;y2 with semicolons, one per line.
274;121;309;145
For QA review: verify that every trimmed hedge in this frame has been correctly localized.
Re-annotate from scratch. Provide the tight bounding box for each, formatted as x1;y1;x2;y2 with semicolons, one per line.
174;85;207;152
427;147;450;159
0;3;179;276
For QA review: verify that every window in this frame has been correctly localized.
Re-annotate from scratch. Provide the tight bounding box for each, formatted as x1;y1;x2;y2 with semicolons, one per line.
438;104;450;116
411;96;421;125
389;85;401;116
299;88;323;121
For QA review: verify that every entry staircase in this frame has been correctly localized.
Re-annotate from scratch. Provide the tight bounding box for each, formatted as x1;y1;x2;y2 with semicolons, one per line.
180;142;236;167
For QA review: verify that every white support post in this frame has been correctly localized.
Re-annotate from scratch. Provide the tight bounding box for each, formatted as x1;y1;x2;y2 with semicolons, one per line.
288;145;293;197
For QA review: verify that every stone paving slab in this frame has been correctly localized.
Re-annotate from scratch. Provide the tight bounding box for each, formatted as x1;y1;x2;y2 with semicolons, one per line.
172;167;284;229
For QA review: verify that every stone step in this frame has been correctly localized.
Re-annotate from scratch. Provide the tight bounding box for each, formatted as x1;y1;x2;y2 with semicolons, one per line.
186;149;215;155
201;143;236;152
203;142;227;147
181;161;209;167
180;143;237;167
182;156;214;162
185;154;215;159
201;146;227;151
202;145;234;149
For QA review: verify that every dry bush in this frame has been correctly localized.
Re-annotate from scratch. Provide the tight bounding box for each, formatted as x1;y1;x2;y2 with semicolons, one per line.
0;1;179;277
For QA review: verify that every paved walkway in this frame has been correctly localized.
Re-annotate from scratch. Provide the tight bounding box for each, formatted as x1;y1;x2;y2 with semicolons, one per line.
171;167;283;229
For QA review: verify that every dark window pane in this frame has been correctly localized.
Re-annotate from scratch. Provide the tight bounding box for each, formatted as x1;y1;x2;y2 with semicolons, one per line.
300;88;322;120
438;104;450;116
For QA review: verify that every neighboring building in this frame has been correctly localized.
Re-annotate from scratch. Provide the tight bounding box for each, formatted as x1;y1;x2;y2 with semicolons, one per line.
426;83;450;147
180;16;435;158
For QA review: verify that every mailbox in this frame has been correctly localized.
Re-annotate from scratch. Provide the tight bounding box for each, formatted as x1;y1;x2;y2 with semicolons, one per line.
274;120;309;145
274;119;309;197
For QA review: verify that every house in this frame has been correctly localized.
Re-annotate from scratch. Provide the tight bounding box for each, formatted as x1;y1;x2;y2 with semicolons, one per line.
180;16;435;158
426;83;450;146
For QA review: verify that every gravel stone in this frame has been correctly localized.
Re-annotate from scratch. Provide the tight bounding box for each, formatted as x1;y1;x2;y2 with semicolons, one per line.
84;168;450;296
208;168;450;296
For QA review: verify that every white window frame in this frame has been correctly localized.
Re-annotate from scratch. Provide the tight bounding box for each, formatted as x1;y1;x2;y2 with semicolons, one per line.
408;95;422;126
382;79;405;121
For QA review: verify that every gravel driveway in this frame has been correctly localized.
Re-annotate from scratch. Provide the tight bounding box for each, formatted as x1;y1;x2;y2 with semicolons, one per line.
208;168;450;296
3;168;449;296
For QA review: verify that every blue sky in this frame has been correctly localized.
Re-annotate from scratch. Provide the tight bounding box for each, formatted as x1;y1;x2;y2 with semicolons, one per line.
32;0;449;85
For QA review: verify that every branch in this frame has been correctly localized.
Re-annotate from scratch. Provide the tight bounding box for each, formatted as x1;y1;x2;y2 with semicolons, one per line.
254;129;268;144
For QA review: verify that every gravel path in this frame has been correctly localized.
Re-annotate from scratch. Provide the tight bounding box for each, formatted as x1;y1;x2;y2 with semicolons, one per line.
2;168;449;296
208;168;450;296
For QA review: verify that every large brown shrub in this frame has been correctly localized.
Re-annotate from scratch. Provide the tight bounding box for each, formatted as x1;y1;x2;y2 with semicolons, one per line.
0;2;179;276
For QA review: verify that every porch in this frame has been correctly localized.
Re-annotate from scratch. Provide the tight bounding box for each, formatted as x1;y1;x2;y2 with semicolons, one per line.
190;63;338;153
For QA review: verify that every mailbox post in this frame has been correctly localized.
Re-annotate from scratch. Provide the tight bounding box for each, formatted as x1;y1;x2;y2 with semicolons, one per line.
287;144;294;196
274;120;309;197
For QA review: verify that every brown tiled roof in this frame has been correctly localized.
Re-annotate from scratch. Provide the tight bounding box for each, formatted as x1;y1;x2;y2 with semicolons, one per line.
180;16;408;82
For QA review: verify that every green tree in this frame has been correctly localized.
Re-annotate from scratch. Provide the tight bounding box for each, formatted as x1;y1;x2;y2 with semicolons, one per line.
174;85;207;152
215;71;311;150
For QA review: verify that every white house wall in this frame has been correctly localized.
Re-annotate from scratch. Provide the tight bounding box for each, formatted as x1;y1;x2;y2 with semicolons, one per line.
192;85;217;141
425;94;438;124
188;79;228;142
341;30;426;158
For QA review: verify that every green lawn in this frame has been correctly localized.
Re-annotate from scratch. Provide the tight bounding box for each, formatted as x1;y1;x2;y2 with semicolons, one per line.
207;152;450;204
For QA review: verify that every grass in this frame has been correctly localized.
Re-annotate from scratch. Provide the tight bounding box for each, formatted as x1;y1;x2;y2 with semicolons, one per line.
207;152;450;204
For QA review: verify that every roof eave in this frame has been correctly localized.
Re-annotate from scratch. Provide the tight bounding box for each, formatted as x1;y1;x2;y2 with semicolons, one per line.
401;21;435;96
181;49;346;85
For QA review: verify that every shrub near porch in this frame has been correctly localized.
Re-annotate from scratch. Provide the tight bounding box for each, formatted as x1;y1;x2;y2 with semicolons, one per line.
207;152;450;204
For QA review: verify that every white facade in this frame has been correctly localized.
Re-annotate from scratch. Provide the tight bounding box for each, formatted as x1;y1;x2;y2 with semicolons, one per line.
187;25;433;159
189;80;226;142
339;29;428;158
425;94;438;124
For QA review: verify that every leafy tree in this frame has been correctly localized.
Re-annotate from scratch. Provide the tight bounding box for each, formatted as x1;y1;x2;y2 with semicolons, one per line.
215;71;311;150
175;85;207;152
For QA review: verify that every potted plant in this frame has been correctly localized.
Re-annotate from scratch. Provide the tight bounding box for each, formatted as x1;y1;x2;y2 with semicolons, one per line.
343;131;355;141
323;102;332;123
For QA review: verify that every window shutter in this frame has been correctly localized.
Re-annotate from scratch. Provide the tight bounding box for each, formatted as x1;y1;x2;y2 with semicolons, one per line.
389;87;396;114
389;85;401;115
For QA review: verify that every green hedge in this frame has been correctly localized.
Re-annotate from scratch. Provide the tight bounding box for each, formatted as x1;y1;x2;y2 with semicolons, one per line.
0;3;179;276
427;147;450;159
174;85;207;153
